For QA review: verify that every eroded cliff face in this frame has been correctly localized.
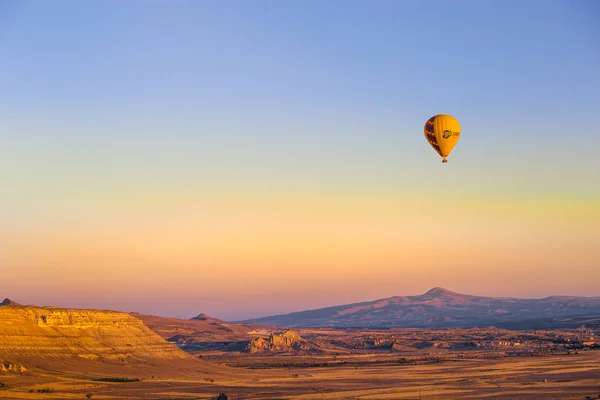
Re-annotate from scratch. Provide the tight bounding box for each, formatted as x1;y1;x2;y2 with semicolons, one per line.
0;305;198;371
246;329;307;353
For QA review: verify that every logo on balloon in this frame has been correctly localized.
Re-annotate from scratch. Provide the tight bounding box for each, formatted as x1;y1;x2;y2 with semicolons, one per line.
442;130;460;139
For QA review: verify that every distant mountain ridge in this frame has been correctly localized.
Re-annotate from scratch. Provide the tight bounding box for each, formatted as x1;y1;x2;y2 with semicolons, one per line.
240;287;600;329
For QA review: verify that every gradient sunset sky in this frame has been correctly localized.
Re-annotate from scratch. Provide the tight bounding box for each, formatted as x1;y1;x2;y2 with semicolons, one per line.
1;0;599;320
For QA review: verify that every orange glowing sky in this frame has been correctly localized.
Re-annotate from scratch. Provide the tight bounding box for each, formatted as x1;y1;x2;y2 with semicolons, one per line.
3;186;598;319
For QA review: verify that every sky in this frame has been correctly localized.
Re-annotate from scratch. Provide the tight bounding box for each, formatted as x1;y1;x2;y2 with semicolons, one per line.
1;0;599;320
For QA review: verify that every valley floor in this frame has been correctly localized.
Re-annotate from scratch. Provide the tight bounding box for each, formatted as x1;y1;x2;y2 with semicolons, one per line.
1;352;599;400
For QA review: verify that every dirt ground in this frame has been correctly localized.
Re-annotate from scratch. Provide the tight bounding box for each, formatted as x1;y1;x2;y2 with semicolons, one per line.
1;352;599;399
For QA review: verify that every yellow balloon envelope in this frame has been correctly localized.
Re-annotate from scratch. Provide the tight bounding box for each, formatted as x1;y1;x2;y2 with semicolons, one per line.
424;114;461;163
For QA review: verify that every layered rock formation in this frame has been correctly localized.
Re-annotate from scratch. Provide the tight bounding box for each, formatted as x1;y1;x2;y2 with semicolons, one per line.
0;304;212;375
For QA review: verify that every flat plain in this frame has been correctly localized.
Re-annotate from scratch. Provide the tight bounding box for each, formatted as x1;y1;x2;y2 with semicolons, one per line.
1;351;599;399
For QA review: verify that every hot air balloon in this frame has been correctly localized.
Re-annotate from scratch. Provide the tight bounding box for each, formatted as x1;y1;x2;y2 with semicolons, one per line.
424;114;461;163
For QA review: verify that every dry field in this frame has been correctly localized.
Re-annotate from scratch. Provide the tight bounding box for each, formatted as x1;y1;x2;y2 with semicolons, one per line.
2;305;599;399
1;352;599;399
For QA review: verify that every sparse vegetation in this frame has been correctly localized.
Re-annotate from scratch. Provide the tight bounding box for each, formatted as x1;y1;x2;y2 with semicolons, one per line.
29;388;54;393
92;377;140;383
5;351;600;399
86;393;94;399
0;381;5;388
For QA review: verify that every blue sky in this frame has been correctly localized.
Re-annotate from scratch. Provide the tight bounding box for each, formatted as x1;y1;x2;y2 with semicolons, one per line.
2;0;599;185
1;1;599;318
